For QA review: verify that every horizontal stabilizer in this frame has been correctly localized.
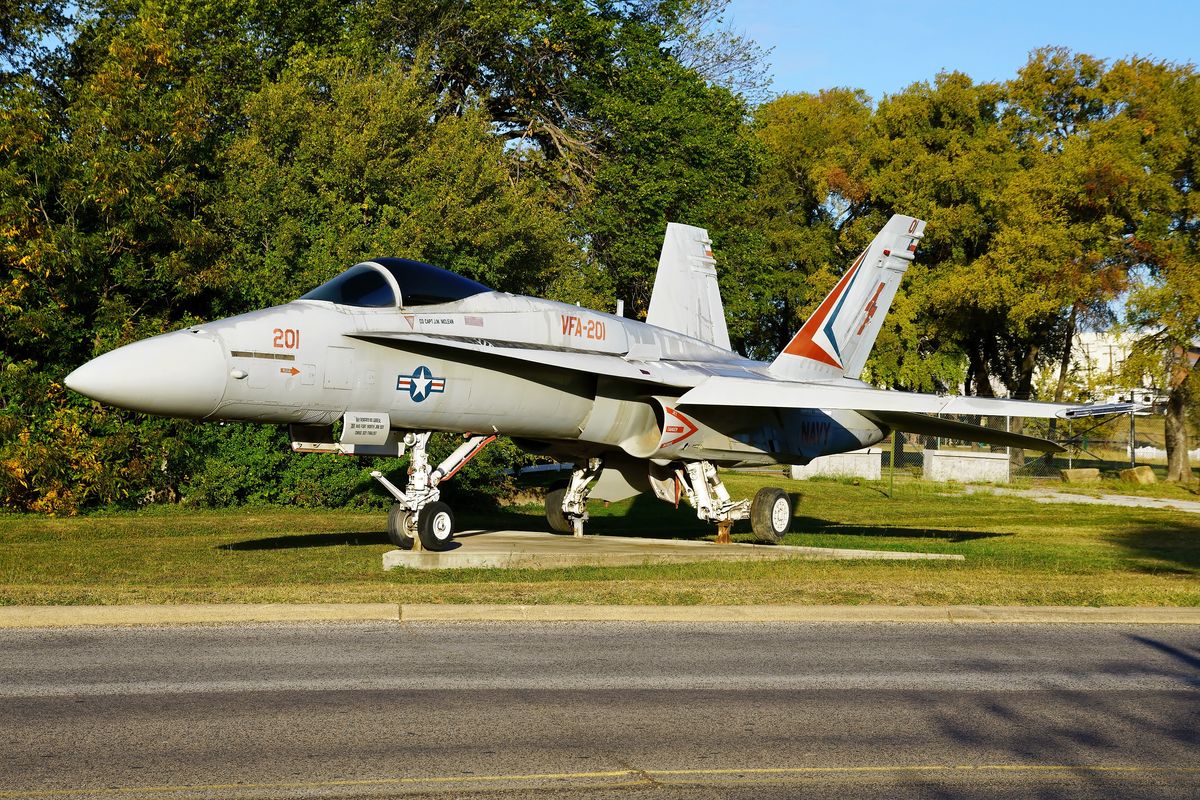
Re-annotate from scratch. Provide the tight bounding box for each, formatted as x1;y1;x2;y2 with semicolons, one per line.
862;410;1064;453
1061;402;1144;418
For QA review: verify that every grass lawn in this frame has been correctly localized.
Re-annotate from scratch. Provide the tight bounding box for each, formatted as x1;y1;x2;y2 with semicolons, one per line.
1;472;1197;607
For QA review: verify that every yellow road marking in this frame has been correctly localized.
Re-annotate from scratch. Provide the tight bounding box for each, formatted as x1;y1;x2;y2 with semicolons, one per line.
2;764;1197;798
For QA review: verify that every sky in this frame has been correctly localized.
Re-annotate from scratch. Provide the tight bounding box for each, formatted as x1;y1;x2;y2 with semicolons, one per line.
723;0;1199;101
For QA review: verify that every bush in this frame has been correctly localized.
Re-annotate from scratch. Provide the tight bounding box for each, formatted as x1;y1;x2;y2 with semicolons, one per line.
179;425;536;511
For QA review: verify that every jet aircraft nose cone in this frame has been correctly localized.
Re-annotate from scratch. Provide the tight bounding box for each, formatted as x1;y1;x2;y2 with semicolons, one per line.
65;330;228;418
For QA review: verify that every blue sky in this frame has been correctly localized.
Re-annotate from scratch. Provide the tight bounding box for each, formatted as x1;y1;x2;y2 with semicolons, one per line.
723;0;1199;101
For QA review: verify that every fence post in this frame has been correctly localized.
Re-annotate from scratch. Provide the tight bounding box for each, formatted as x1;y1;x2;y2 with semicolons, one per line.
1129;411;1136;469
889;434;897;498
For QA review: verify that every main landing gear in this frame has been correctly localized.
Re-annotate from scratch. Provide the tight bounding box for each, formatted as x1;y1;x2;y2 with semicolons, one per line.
546;457;793;544
545;458;603;537
652;460;792;544
371;432;494;552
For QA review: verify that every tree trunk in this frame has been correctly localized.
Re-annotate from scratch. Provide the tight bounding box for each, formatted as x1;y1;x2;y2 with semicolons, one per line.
966;339;1007;453
967;341;995;397
1053;305;1078;403
1009;343;1040;468
1164;368;1193;484
1048;306;1078;448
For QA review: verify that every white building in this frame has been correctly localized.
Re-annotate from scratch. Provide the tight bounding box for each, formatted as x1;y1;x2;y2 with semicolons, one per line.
1071;331;1168;406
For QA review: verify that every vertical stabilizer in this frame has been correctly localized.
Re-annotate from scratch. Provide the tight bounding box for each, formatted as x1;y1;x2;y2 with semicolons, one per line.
770;215;926;381
646;223;731;351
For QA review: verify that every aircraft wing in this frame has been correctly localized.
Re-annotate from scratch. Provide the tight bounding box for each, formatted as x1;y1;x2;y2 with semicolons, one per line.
676;376;1126;453
678;376;1085;418
351;332;709;388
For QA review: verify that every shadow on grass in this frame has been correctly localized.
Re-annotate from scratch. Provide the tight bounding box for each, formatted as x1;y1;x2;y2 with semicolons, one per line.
220;488;1009;550
793;516;1011;543
463;508;1002;545
464;496;712;540
1108;521;1200;575
221;531;391;550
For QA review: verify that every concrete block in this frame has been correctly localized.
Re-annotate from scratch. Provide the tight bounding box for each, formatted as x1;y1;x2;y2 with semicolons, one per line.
381;531;964;571
789;448;882;481
1061;467;1101;483
1119;465;1157;485
923;449;1010;483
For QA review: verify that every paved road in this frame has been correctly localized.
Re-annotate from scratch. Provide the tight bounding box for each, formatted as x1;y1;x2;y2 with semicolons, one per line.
2;622;1198;799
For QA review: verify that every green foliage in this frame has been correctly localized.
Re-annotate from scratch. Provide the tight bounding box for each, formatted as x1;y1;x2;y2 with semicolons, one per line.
181;423;388;508
215;51;575;306
748;53;1195;407
0;358;201;514
581;54;762;318
172;425;534;510
4;0;1200;509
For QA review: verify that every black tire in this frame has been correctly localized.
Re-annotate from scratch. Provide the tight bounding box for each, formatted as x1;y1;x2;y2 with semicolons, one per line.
417;501;455;551
545;483;572;534
750;487;791;544
387;503;414;550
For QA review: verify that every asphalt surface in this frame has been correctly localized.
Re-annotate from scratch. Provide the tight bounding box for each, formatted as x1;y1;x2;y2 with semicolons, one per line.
2;621;1198;799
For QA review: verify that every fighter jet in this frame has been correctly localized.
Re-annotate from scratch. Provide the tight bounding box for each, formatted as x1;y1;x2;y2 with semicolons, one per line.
65;215;1121;551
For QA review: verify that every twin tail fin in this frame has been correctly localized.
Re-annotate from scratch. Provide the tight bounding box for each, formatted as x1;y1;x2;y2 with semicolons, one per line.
769;215;926;382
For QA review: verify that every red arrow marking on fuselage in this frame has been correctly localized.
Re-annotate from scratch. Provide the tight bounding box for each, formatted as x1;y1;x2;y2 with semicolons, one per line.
280;367;300;376
663;407;699;447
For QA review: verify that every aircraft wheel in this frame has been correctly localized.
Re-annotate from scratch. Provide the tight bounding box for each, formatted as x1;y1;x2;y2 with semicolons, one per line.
387;503;414;550
750;487;791;544
417;501;456;551
545;481;572;534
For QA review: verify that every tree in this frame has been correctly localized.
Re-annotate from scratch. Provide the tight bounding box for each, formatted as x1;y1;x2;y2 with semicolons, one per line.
1;0;69;88
857;72;1021;395
1;5;240;513
578;52;761;324
215;52;576;307
1116;58;1200;483
748;89;873;359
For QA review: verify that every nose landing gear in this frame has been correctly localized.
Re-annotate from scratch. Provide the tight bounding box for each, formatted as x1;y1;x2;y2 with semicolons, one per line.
372;432;493;552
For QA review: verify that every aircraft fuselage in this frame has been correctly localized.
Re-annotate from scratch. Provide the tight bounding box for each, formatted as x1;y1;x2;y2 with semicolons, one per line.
67;289;886;468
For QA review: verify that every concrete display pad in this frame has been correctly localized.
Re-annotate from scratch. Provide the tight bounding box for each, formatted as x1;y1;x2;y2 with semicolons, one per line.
383;530;965;570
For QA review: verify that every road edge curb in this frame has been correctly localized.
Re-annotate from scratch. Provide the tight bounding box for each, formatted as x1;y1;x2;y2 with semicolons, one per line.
2;603;1199;627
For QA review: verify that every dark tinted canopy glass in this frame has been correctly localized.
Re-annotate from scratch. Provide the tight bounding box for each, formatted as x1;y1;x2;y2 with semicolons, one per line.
300;258;492;307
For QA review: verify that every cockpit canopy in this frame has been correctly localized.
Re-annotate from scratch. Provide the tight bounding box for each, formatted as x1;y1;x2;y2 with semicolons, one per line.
299;257;492;308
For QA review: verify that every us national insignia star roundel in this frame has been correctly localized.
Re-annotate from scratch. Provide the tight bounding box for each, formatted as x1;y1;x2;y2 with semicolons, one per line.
395;365;446;402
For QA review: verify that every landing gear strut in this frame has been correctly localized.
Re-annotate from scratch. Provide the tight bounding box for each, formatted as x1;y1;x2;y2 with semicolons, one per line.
545;458;603;537
674;461;751;543
372;432;494;552
654;461;791;544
